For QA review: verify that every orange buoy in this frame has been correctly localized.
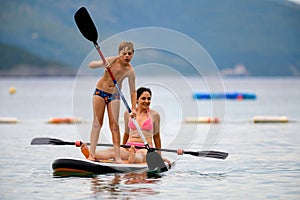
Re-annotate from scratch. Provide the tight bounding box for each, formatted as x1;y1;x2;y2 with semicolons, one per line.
48;117;81;124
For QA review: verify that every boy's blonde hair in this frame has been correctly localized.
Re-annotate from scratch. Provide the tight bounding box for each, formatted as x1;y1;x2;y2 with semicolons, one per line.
119;41;134;53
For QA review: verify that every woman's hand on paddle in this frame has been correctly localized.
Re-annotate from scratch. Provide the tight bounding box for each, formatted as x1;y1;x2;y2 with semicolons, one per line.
163;157;171;165
130;108;137;118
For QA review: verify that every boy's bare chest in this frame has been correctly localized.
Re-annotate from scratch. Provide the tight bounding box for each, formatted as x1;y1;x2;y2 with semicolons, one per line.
111;64;130;79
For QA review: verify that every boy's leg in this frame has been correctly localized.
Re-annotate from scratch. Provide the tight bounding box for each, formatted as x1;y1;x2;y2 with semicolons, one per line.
107;100;123;163
89;96;106;160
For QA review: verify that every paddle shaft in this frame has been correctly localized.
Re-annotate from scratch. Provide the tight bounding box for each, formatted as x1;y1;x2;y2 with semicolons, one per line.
97;143;228;159
31;138;228;159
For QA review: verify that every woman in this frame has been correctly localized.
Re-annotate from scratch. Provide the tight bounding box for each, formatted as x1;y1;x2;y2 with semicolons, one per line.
123;87;162;163
81;87;167;164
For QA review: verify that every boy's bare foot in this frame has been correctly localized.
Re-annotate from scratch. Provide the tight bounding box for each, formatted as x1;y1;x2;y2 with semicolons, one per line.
128;145;136;164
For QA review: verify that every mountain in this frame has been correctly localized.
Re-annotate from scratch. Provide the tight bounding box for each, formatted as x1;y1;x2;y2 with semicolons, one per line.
0;43;75;76
0;0;299;76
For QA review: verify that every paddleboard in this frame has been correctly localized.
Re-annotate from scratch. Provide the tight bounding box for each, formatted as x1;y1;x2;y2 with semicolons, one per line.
52;157;172;176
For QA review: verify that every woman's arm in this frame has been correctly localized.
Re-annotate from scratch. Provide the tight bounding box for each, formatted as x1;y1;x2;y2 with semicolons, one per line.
122;111;130;145
153;132;162;149
152;110;162;153
152;110;171;164
122;133;129;145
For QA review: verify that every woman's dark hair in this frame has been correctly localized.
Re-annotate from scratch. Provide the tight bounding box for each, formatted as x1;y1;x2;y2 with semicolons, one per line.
137;87;152;100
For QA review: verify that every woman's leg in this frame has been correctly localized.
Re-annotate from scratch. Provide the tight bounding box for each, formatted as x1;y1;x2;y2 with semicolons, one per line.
128;146;146;164
94;147;114;159
93;147;130;160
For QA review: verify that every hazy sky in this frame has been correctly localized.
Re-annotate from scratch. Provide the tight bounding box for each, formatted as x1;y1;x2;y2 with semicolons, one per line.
288;0;300;4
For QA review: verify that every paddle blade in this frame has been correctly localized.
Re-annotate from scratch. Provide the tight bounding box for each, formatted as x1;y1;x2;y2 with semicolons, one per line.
74;7;98;44
31;137;74;145
146;152;168;172
186;150;229;160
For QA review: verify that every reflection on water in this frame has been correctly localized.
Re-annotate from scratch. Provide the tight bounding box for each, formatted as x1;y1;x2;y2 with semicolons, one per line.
52;170;163;198
188;171;228;180
90;172;161;198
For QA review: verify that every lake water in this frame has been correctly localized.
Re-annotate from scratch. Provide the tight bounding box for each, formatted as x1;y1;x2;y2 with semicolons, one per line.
0;76;299;199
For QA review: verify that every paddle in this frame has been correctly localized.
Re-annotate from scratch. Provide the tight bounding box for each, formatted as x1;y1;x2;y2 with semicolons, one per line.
74;7;167;171
31;137;229;160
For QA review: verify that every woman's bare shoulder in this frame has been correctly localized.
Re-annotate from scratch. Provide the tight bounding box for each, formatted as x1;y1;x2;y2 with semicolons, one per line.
150;109;160;118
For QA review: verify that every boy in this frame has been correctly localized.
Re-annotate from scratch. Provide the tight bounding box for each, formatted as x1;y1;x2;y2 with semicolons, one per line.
87;41;136;163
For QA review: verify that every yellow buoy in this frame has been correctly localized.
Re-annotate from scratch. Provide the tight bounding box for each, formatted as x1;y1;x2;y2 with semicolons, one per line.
252;115;288;123
0;117;18;124
9;86;16;95
184;116;219;123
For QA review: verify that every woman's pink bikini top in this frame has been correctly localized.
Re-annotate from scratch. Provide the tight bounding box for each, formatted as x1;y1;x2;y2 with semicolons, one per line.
128;112;153;131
